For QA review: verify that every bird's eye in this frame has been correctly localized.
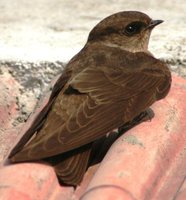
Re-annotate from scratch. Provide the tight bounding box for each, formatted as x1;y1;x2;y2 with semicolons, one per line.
125;25;136;34
124;22;145;36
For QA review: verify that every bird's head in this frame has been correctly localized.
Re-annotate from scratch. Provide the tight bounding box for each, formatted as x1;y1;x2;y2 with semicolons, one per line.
87;11;163;52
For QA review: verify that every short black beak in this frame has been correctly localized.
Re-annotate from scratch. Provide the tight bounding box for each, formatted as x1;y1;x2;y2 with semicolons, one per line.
147;20;164;29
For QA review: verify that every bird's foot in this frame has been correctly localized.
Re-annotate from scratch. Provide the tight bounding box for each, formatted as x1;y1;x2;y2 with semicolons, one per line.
118;108;154;134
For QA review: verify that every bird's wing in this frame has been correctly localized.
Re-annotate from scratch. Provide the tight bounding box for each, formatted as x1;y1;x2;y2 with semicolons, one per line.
8;68;72;158
9;52;171;161
71;52;171;100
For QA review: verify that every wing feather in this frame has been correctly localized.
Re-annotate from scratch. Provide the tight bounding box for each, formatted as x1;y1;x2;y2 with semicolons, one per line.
9;68;71;158
9;50;171;162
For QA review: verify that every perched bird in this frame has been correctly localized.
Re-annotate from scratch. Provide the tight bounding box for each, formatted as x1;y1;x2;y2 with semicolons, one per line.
8;11;171;186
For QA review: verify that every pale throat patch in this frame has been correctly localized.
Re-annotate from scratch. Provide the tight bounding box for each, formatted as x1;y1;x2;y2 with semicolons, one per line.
101;32;150;53
101;41;148;53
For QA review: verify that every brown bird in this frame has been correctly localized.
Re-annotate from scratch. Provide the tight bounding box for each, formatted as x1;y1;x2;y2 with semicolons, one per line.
8;11;171;186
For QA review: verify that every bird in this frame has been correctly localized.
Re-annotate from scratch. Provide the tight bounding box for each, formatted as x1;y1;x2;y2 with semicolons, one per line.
8;11;171;186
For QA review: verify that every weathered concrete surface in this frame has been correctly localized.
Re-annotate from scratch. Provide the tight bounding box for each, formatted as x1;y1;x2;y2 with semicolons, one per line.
0;69;22;161
0;0;186;64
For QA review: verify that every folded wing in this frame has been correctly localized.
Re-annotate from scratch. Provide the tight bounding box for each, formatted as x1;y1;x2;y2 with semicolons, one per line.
9;51;171;162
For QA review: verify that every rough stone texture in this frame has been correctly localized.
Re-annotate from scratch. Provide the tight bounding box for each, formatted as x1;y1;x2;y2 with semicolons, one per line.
0;69;21;162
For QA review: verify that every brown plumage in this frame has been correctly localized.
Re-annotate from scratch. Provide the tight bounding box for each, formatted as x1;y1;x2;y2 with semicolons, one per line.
8;11;171;185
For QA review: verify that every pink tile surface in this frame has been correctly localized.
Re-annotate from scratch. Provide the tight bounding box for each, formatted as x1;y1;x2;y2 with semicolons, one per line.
83;75;186;200
0;164;74;200
0;75;186;200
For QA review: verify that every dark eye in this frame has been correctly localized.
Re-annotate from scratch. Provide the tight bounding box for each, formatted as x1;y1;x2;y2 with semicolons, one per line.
124;22;145;36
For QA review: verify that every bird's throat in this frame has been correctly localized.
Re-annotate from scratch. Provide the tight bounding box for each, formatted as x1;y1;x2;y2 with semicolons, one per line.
100;41;148;53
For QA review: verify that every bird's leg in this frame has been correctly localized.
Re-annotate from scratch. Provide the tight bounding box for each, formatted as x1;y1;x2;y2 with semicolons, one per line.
89;109;154;165
135;108;154;123
118;108;154;135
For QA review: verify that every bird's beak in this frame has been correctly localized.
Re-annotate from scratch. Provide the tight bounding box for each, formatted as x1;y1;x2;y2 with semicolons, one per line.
147;19;164;29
